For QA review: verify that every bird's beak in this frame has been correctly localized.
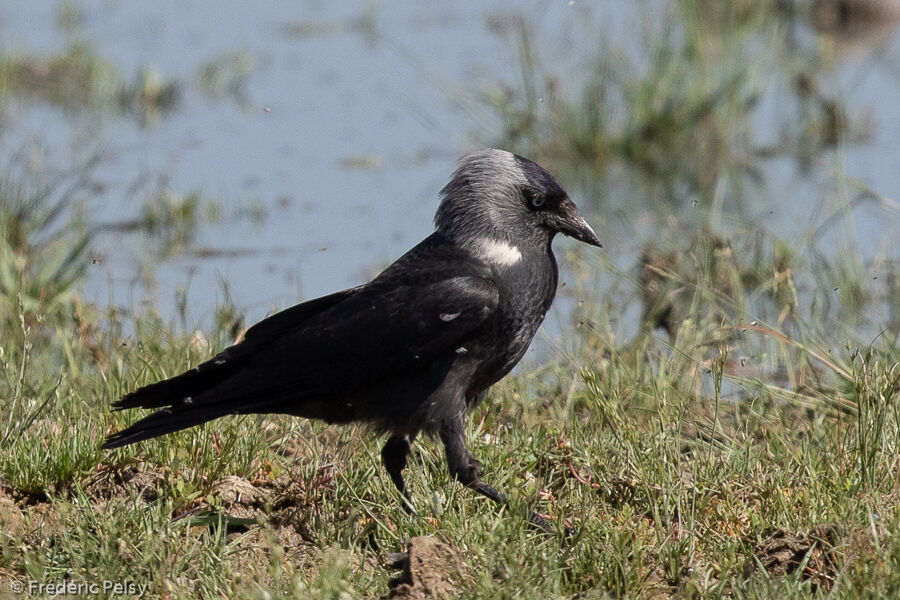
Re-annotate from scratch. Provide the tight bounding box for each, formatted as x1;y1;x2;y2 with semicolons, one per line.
553;197;603;248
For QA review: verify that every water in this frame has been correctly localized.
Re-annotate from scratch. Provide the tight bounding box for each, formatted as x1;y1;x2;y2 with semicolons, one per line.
1;0;898;340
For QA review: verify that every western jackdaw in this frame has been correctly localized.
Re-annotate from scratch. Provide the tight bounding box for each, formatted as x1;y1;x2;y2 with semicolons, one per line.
103;148;601;530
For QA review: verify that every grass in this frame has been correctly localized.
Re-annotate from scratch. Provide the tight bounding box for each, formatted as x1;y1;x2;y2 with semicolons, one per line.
0;222;898;598
0;18;251;126
1;0;899;598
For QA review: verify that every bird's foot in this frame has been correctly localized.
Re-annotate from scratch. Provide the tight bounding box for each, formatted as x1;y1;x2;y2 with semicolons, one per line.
456;457;482;484
400;492;416;515
528;511;554;534
528;511;576;537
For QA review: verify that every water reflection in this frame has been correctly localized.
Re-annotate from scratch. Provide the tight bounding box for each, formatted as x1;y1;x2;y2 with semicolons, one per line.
0;1;897;354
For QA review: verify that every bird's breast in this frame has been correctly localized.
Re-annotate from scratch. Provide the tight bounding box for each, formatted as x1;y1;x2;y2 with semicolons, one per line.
468;252;558;392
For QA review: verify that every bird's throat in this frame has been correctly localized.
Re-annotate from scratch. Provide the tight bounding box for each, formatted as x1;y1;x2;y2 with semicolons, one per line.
473;238;522;267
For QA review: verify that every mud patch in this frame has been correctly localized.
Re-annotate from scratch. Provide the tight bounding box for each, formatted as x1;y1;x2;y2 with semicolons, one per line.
267;466;336;542
0;476;64;563
208;474;324;578
386;536;467;599
211;475;267;505
17;499;64;558
0;479;24;538
207;475;269;519
178;468;333;543
84;463;166;506
748;524;840;589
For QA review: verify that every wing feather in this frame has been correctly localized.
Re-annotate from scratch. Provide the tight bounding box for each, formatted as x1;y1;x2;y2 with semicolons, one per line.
205;275;499;405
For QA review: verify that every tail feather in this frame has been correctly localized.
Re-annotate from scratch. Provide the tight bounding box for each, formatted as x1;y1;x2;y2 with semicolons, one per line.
113;355;243;411
105;285;362;448
105;350;252;448
102;404;229;449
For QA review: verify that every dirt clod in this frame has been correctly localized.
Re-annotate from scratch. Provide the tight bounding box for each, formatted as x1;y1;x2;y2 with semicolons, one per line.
749;524;840;589
84;464;166;505
211;475;267;506
386;536;465;599
0;486;23;537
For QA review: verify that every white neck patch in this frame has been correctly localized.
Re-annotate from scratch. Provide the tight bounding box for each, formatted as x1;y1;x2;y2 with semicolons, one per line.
475;238;522;267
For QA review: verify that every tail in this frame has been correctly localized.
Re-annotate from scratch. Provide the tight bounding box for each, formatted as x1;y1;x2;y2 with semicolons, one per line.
112;355;239;412
104;287;360;449
103;347;250;449
102;404;230;449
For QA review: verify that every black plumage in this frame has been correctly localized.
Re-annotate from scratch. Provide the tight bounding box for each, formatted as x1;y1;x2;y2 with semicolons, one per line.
103;149;601;529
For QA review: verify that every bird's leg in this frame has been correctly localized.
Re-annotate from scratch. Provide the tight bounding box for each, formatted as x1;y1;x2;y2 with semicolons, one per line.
381;433;415;513
439;413;554;533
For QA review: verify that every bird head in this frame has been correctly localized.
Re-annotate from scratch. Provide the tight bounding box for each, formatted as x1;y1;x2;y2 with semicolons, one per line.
435;149;601;255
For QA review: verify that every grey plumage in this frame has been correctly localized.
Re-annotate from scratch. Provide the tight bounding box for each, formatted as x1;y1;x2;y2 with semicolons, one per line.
103;148;601;531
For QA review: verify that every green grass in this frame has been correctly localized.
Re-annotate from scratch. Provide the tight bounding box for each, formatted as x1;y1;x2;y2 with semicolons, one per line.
0;232;897;598
1;1;899;598
0;32;251;126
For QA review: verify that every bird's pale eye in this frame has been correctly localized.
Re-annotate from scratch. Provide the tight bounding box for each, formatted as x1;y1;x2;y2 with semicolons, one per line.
521;187;545;210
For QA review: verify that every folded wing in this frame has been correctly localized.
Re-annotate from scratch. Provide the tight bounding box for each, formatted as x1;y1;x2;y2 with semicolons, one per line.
103;275;498;448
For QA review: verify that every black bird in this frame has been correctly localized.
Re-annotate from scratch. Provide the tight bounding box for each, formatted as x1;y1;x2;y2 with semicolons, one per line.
103;149;601;529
